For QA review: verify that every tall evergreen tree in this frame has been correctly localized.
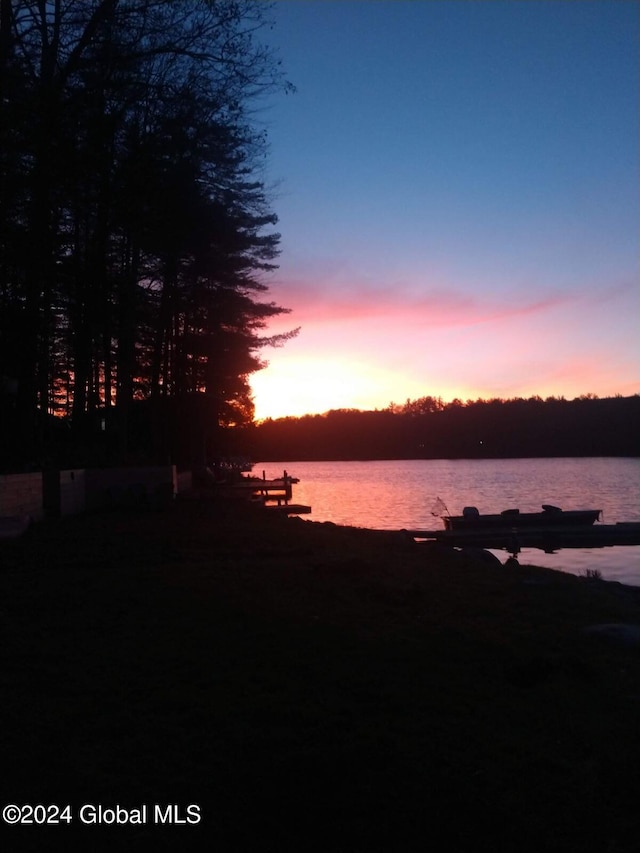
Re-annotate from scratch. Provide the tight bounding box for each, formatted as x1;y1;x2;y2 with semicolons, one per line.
0;0;295;470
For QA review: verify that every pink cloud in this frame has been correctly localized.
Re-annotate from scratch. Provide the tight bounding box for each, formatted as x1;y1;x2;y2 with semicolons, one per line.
268;271;573;330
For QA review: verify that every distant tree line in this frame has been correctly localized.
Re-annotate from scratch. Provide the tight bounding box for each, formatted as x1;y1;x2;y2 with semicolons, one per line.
245;395;640;461
0;0;295;472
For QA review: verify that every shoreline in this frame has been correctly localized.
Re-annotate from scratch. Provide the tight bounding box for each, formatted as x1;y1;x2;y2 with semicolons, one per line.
2;498;640;850
252;456;640;587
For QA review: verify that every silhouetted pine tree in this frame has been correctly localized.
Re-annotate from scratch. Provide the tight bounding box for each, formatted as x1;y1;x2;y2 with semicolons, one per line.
0;0;295;469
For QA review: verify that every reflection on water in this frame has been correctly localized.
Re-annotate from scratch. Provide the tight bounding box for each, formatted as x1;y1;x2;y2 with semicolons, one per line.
255;458;640;586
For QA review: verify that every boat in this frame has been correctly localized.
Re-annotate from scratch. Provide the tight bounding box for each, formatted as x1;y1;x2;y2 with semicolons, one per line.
443;505;601;531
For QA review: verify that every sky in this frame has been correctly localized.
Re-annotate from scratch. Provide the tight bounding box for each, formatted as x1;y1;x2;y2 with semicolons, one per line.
250;0;639;420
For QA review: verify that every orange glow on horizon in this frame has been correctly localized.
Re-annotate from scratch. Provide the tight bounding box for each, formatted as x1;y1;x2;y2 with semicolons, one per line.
250;350;640;421
250;357;387;419
250;356;475;420
251;278;639;421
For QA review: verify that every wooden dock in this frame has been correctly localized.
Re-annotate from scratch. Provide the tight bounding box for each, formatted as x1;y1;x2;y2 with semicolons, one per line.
405;523;640;554
233;470;311;515
262;503;312;516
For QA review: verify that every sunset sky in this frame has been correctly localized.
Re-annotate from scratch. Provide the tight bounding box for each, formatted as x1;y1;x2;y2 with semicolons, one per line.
250;0;639;420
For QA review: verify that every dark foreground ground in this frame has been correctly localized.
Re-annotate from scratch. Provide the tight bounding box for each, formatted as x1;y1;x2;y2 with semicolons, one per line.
1;496;640;852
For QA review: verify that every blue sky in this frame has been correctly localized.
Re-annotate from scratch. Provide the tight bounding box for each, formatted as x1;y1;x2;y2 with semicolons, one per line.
251;0;639;419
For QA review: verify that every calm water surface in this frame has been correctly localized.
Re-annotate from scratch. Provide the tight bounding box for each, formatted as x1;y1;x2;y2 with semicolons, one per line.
255;458;640;586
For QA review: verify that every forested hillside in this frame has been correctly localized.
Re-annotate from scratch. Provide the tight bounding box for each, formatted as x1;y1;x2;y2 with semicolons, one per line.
246;395;640;460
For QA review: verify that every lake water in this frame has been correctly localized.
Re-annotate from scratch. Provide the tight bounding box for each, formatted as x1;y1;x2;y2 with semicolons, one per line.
254;458;640;586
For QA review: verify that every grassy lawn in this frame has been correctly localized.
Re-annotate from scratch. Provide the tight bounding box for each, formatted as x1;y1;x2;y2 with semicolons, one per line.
2;498;639;851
